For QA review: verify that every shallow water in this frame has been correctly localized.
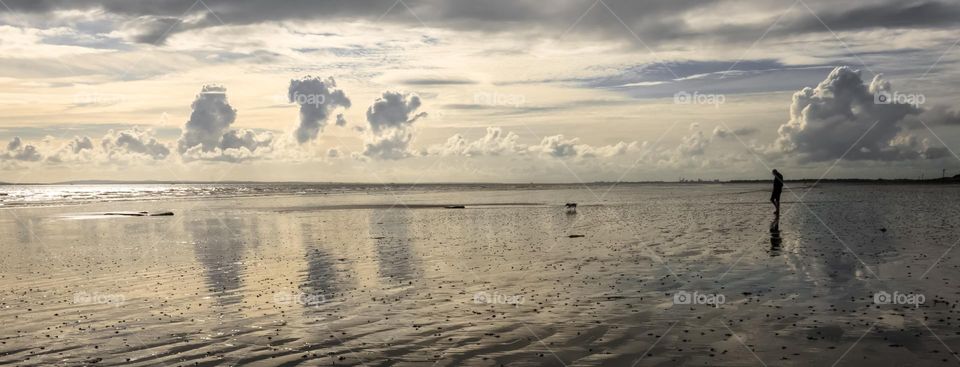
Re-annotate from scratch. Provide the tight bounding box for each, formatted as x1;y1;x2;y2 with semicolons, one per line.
1;184;959;366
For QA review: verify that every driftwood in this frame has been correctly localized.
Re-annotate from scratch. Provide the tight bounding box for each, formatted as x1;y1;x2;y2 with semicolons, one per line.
103;211;174;217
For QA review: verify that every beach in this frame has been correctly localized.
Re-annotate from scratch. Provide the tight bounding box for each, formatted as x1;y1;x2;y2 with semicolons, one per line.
2;183;960;366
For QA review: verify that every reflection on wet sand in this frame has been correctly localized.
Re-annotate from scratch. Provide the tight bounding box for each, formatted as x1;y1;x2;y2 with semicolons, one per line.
770;215;782;255
302;220;338;307
189;217;248;306
370;209;418;284
2;185;960;366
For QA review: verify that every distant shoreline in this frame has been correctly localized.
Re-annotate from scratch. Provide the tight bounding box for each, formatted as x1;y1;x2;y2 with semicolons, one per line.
1;177;959;186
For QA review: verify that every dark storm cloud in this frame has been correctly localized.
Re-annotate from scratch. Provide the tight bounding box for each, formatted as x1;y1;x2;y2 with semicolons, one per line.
780;1;960;34
124;16;185;44
11;0;960;45
916;105;960;126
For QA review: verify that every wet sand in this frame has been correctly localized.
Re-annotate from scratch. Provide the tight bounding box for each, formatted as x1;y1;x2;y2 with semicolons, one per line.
1;184;960;366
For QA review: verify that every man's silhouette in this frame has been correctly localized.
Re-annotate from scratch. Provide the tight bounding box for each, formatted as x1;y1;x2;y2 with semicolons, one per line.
771;169;784;215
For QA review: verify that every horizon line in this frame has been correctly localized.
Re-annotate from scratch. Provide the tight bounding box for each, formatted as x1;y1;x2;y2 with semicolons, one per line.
1;177;958;186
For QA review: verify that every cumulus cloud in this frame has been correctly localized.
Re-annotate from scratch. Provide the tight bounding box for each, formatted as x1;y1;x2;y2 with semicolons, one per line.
677;129;710;157
177;84;274;162
2;137;42;161
363;128;416;160
428;127;643;159
366;91;427;133
428;127;523;156
289;76;351;144
102;128;172;161
47;136;94;163
362;91;427;159
530;134;641;159
221;129;274;152
773;66;936;162
530;135;582;158
178;85;237;153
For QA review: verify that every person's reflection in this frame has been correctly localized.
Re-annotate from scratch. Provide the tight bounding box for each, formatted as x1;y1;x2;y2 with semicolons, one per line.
370;209;416;283
189;217;247;305
302;221;337;305
769;215;782;255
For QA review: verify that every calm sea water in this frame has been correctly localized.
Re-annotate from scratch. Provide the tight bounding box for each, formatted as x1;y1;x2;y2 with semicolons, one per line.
0;183;543;208
0;183;768;208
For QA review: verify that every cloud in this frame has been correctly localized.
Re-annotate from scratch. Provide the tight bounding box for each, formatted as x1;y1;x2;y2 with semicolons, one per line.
13;0;959;48
399;77;477;86
221;129;273;152
428;127;644;159
365;91;427;133
915;105;960;127
530;134;641;159
102;128;172;161
119;15;190;44
178;84;237;153
288;76;351;144
2;137;42;161
362;91;427;159
713;126;758;139
777;1;960;35
677;129;709;157
362;128;416;160
773;66;938;162
47;136;94;163
428;127;523;157
181;144;268;163
177;84;274;161
530;135;581;158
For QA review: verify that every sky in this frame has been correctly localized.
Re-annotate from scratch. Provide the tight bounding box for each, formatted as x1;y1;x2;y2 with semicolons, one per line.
1;0;959;183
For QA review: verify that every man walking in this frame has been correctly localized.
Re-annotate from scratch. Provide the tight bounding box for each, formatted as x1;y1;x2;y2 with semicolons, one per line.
771;169;784;215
